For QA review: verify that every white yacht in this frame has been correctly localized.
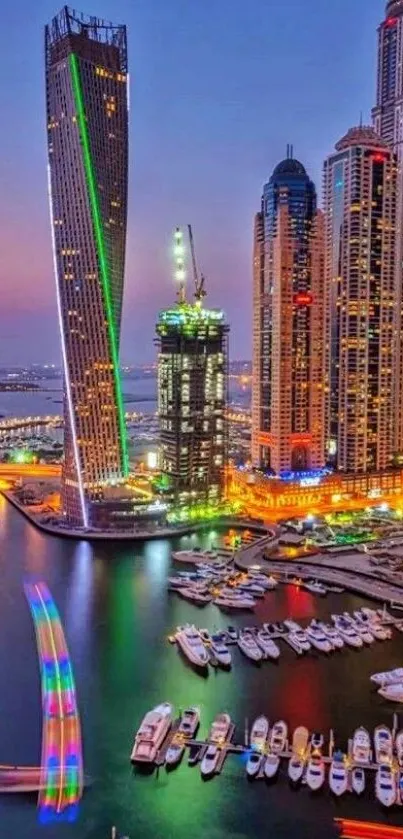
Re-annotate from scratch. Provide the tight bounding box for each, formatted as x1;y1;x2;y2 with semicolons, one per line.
209;712;232;744
238;630;263;662
304;580;327;596
374;725;393;763
165;742;185;767
288;726;309;784
305;622;333;653
283;619;302;633
306;754;325;791
214;594;256;610
293;629;311;652
175;625;210;669
376;764;396;807
368;622;391;641
350;617;374;645
378;683;403;703
238;583;265;598
246;751;263;778
177;588;212;605
178;706;200;738
210;634;232;668
371;667;403;686
286;633;305;655
200;744;220;777
333;617;363;648
329;751;348;797
351;766;366;795
269;720;288;754
256;630;280;660
250;715;269;751
395;729;403;767
264;753;280;778
352;727;371;764
131;702;173;763
318;622;344;649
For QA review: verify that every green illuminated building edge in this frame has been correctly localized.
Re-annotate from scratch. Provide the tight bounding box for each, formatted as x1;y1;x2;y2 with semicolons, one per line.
69;53;129;476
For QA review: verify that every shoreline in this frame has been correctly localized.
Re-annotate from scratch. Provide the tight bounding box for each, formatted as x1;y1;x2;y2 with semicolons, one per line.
1;490;265;542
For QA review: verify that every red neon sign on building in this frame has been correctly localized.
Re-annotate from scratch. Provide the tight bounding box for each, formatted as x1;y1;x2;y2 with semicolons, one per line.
294;292;313;306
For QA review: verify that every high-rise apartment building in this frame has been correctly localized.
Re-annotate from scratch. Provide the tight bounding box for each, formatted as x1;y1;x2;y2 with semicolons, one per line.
323;126;397;473
373;0;403;454
156;299;229;508
252;153;325;475
45;8;129;526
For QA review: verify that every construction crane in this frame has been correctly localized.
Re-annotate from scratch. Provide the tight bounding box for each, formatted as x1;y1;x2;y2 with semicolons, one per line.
187;224;206;303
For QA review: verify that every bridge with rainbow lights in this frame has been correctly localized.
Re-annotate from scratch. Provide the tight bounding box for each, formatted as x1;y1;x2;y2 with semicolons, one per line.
0;583;84;823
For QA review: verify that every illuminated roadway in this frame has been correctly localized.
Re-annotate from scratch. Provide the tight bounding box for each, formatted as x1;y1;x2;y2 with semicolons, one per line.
0;583;83;822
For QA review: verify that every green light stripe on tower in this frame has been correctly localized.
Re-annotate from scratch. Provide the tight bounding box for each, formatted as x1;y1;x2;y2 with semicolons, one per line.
69;53;129;476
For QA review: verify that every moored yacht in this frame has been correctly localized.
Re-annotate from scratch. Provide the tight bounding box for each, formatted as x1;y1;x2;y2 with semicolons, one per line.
269;720;288;754
332;616;363;648
238;630;263;662
175;625;209;669
329;750;348;796
247;715;269;778
376;764;396;807
305;622;333;653
256;630;280;660
288;726;309;784
378;683;403;703
374;725;393;763
318;622;344;649
395;729;403;767
210;634;232;668
178;706;200;738
371;667;403;686
177;588;212;605
306;753;325;791
352;766;365;795
131;702;173;763
214;594;256;610
304;580;327;596
352;727;371;764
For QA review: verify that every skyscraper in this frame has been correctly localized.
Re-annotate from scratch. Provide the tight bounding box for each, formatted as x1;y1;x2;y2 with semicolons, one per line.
252;151;325;475
156;230;229;508
323;126;397;473
45;8;129;526
373;0;403;455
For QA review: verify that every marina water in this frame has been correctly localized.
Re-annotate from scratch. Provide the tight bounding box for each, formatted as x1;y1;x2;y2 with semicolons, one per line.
1;500;403;837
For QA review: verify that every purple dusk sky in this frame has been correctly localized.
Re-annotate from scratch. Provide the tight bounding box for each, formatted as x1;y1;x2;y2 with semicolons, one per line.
0;0;383;365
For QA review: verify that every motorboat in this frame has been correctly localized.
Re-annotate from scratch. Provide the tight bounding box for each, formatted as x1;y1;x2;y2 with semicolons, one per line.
209;712;231;744
238;630;263;662
318;622;344;649
269;720;288;754
284;619;302;633
131;702;173;763
264;753;280;778
165;742;185;767
288;726;309;784
304;580;327;596
177;588;212;605
256;630;280;660
238;583;265;598
376;764;396;807
395;729;403;767
227;625;238;641
333;617;363;648
352;727;371;764
378;683;403;703
329;750;348;796
310;732;324;752
374;725;393;763
200;744;220;777
305;622;333;653
215;595;256;610
352;766;366;795
199;628;212;644
175;625;210;669
250;715;269;752
369;622;391;641
293;629;311;652
306;754;325;791
350;618;374;645
246;751;263;778
178;706;200;738
286;633;305;655
371;667;403;686
210;634;232;668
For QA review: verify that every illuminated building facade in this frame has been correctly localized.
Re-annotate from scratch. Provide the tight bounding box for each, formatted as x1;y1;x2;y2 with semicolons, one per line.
252;151;325;475
45;8;129;526
372;0;403;455
156;302;229;506
324;127;397;473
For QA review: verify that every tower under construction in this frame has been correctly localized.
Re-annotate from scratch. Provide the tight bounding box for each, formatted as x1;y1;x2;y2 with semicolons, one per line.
155;228;229;507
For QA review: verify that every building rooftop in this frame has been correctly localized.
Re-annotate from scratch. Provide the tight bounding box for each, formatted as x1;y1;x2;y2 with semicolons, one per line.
271;158;307;178
386;0;403;18
335;125;390;151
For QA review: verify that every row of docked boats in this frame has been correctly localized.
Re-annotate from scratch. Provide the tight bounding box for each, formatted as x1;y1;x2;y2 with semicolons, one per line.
130;702;200;766
168;563;278;611
173;624;281;669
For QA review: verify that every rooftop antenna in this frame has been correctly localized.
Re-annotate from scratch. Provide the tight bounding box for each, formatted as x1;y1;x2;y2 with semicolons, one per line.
173;227;186;304
187;224;206;303
359;110;363;128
